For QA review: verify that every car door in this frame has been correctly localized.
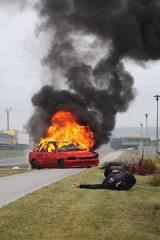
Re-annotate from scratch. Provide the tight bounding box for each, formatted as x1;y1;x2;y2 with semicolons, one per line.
44;142;57;168
35;143;49;167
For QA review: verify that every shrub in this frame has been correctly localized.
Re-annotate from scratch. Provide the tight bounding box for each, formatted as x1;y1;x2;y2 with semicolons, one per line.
101;157;158;176
136;163;156;175
144;157;156;167
149;172;160;187
123;156;157;175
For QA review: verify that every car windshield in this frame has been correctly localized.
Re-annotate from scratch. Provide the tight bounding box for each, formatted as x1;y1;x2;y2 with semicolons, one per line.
57;144;86;152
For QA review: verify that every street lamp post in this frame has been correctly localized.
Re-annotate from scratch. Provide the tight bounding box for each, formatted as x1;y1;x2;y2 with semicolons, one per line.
5;108;12;130
145;114;149;156
140;123;143;140
140;123;143;156
154;95;160;154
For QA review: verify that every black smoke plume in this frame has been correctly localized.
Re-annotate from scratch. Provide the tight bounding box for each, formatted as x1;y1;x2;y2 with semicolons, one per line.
26;0;160;148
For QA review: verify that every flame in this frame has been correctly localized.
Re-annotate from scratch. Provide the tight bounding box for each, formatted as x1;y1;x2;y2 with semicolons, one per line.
40;111;95;150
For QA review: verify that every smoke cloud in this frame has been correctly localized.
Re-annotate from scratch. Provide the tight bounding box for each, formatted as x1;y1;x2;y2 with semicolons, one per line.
0;0;28;9
26;0;160;148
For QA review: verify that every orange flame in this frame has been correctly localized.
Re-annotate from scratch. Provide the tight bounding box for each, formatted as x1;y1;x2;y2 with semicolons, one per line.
40;111;95;150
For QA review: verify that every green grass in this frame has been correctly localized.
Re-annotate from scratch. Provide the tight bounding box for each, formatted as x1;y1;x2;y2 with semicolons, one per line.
115;150;159;164
0;167;160;240
115;149;141;163
149;172;160;187
0;150;29;160
0;169;30;177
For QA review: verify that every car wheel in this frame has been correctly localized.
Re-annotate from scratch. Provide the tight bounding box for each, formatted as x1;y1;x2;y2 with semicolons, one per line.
58;159;66;169
31;160;39;169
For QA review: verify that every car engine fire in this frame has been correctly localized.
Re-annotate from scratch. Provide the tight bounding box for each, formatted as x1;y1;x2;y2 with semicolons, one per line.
28;110;98;169
40;110;94;150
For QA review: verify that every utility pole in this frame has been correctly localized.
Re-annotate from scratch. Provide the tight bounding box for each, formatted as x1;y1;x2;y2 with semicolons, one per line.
5;108;12;130
154;95;160;154
145;114;149;156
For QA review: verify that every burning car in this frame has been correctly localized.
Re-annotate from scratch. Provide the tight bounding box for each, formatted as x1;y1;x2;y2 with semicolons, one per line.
28;110;99;168
28;141;99;169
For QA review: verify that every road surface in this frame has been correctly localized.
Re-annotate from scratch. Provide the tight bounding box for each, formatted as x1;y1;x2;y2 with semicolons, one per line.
0;157;29;167
0;168;84;208
98;150;123;167
0;150;123;208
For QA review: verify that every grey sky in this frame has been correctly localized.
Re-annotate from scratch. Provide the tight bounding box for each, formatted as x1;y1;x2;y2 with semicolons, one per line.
117;61;160;128
0;4;159;143
0;5;42;143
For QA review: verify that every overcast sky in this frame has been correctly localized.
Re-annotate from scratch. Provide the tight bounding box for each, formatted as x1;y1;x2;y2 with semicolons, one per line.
0;4;159;143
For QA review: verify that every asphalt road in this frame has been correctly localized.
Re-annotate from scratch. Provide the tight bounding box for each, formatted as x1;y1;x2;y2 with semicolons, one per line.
0;150;123;208
98;150;123;167
0;168;84;208
0;157;29;167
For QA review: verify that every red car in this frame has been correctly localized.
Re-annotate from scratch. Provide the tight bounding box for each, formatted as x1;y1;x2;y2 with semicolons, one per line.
28;141;99;169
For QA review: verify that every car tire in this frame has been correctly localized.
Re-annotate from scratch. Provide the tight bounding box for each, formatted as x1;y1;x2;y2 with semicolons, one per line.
58;159;66;169
31;160;39;169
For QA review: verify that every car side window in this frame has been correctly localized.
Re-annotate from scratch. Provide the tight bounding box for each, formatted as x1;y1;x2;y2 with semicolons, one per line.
48;143;55;153
39;143;47;152
40;147;47;152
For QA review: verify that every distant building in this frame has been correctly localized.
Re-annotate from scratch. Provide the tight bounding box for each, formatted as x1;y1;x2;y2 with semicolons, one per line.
1;130;18;145
0;130;29;150
111;136;150;150
0;132;13;145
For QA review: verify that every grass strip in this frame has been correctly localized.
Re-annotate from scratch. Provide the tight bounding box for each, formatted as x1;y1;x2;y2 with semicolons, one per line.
114;149;141;163
0;150;29;160
0;167;160;240
0;169;30;177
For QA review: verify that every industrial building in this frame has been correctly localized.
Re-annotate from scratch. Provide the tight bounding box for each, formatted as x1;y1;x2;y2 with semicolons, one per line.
0;132;13;145
111;136;150;150
0;130;29;150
